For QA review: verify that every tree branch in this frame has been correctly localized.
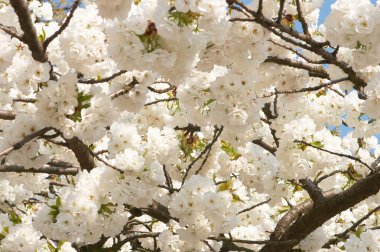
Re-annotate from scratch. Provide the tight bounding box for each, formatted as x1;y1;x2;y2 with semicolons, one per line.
230;0;367;91
0;23;23;40
10;0;47;62
0;127;53;158
0;164;78;175
209;236;298;246
181;125;223;186
299;178;325;204
261;77;349;98
295;0;309;35
238;198;271;215
110;77;139;100
264;56;329;79
323;205;380;248
43;0;80;51
262;170;380;251
269;190;335;242
276;0;285;24
144;97;178;106
294;140;373;171
252;138;277;155
79;70;127;84
257;0;263;15
64;136;95;172
0;110;17;120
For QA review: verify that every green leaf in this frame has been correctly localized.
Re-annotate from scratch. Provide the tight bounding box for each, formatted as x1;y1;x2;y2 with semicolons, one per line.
9;211;22;224
98;203;116;216
277;205;290;214
49;196;62;222
38;27;46;42
232;193;244;203
221;140;241;160
203;99;216;107
0;226;9;241
47;241;57;252
316;89;326;97
168;10;201;28
355;41;366;50
218;179;232;192
310;141;324;148
67;91;92;122
57;240;66;250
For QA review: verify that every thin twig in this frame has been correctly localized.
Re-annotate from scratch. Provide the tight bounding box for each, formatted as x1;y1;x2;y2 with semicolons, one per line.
264;56;329;78
0;110;17;120
260;77;349;98
294;140;373;171
208;236;298;245
181;125;223;186
0;23;23;40
269;39;327;64
203;240;217;252
277;0;285;24
0;127;53;158
0;164;78;175
195;126;224;175
13;97;37;103
252;138;276;154
43;0;80;51
147;84;175;94
88;149;124;173
315;170;347;184
295;0;309;35
144;97;178;106
110;77;139;100
79;70;127;84
162;165;173;189
238;198;271;215
323;205;380;248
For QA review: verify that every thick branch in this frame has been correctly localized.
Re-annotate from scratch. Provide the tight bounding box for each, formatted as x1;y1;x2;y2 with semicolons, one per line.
270;190;335;241
299;178;325;203
257;0;263;15
10;0;47;62
64;137;95;172
262;171;380;251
